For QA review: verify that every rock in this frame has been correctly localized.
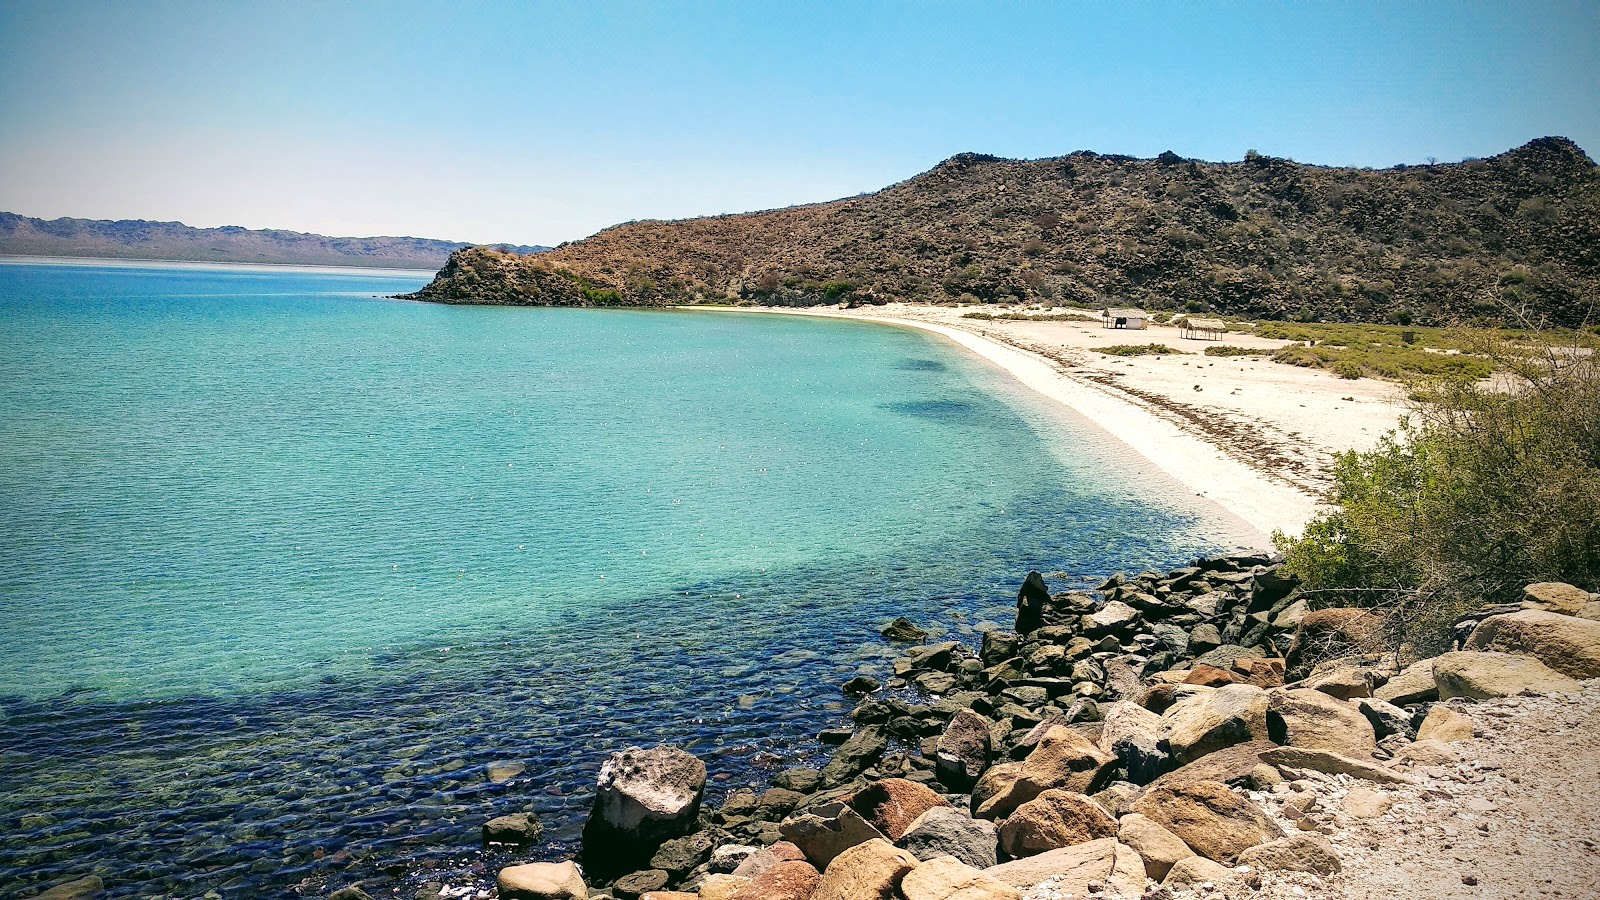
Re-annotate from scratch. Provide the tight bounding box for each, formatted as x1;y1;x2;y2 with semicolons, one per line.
936;709;993;791
780;801;889;869
970;763;1023;820
488;761;528;783
484;812;544;845
916;671;959;695
1304;665;1375;699
1356;697;1413;739
1193;644;1265;671
1097;701;1169;785
1248;763;1284;790
1089;781;1144;818
847;778;951;841
896;807;999;869
982;838;1145;896
811;839;918;900
1521;582;1596;615
1132;780;1283;862
1432;651;1580;699
1162;856;1236;888
650;832;715;875
972;726;1114;819
997;790;1118;859
1341;786;1393;819
1017;571;1050;635
1416;705;1475;742
1285;608;1385;676
1117;812;1194;881
1236;834;1342;875
1162;684;1270;765
1182;664;1242;687
1395;739;1458;766
1187;624;1222;655
883;617;931;642
981;631;1020;667
582;747;707;876
844;676;881;696
709;845;759;874
1147;741;1277;790
1258;747;1413;784
612;870;668;899
497;861;588;900
1268;688;1376;757
1464;610;1600;679
729;860;820;900
1374;658;1439;704
731;841;807;878
698;874;750;900
900;856;1021;900
1231;658;1286;688
639;893;697;900
328;889;374;900
32;878;105;900
759;788;806;820
821;726;889;786
1084;601;1140;636
774;768;823;794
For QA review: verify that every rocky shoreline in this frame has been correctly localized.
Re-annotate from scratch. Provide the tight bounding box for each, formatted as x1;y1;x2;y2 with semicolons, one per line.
198;554;1593;900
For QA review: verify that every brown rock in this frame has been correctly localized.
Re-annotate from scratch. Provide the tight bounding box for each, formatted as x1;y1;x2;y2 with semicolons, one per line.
497;861;588;900
899;856;1020;900
1236;834;1342;875
1268;688;1376;758
811;839;918;900
1521;582;1596;616
1259;747;1414;784
847;778;951;842
936;708;994;791
1132;780;1283;862
730;859;821;900
1304;665;1376;699
639;893;698;900
731;840;807;878
1148;741;1278;790
1416;705;1475;742
1231;658;1286;688
1432;651;1580;699
1163;684;1270;765
972;726;1114;820
1373;658;1438;704
1183;664;1243;687
1464;610;1600;679
780;802;888;869
1162;855;1236;888
1341;787;1393;819
1395;739;1458;766
612;871;669;899
698;874;750;900
982;838;1145;895
996;790;1117;859
1117;812;1194;880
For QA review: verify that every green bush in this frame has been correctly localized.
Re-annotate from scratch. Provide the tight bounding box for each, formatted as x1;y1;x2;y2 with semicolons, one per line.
1098;343;1185;356
1333;360;1364;379
1204;346;1267;357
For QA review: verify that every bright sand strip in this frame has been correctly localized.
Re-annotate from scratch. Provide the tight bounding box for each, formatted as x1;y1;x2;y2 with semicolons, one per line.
692;304;1408;543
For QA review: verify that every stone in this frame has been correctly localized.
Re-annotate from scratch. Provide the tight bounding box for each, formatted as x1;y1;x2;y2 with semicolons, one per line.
1285;608;1385;676
729;860;820;900
781;801;889;869
896;807;999;869
650;832;715;875
1162;856;1236;888
1182;664;1242;687
1162;684;1270;765
1341;786;1393;819
969;763;1023;820
328;889;374;900
1117;812;1194;881
612;870;668;899
822;726;890;786
1373;659;1439;704
488;761;528;783
1097;701;1170;785
1132;780;1283;862
1416;705;1475;742
981;631;1020;667
811;839;919;900
1304;665;1375;699
900;856;1021;900
774;768;822;794
731;841;807;878
582;746;707;876
1231;658;1286;688
1464;610;1600;679
1394;739;1457;766
709;845;759;874
1268;688;1376;758
935;709;994;791
497;861;587;900
1258;747;1413;784
484;812;543;845
698;874;749;900
1084;601;1140;636
1188;624;1222;655
917;671;959;695
1521;582;1596;615
847;778;951;842
1432;651;1580;699
997;790;1118;859
1236;834;1342;875
1016;571;1050;635
982;838;1145;896
1356;697;1413;739
844;676;881;696
883;617;931;642
972;726;1114;819
759;788;806;820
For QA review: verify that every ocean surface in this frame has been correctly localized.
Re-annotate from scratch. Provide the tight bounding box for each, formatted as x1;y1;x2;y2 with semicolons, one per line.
0;259;1251;898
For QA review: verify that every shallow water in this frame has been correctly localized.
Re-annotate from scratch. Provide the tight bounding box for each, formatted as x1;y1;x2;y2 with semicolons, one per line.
0;260;1248;897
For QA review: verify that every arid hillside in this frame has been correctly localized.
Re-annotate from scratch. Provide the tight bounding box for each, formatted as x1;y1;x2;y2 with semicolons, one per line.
409;138;1599;327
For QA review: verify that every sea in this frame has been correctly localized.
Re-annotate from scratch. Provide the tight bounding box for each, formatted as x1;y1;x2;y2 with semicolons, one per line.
0;258;1253;898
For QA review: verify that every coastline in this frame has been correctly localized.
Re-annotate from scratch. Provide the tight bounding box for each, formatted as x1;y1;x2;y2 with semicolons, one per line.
690;304;1408;540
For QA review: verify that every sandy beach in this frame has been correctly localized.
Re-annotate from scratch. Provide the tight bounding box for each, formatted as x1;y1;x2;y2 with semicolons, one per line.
707;304;1408;541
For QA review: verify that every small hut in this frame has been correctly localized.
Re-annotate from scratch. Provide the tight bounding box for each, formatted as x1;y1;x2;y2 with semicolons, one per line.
1179;317;1228;340
1102;307;1149;330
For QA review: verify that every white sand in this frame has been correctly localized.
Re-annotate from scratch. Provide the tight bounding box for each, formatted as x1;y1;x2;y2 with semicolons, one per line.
694;304;1408;542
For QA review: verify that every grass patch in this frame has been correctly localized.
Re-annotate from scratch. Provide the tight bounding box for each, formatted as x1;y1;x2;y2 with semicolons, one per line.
963;311;1099;322
1098;343;1186;356
1251;321;1599;381
1203;346;1269;357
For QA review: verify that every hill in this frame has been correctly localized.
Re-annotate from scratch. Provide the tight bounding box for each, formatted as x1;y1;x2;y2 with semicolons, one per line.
407;137;1599;327
0;212;548;269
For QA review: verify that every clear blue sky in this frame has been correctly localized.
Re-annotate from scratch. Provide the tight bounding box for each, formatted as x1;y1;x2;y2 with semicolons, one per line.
1;1;1596;246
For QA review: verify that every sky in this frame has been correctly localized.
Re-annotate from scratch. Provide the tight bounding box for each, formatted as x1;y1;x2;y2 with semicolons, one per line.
1;1;1596;246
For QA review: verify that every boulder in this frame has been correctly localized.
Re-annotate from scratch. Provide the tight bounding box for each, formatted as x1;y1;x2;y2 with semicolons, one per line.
936;709;993;791
1236;834;1342;875
1149;741;1277;790
612;870;668;899
1132;780;1283;862
1432;651;1580;699
731;841;807;878
497;861;587;900
821;727;889;786
780;801;888;869
1303;665;1375;699
900;856;1020;900
1116;812;1194;881
1285;608;1385;676
729;860;820;900
709;845;760;874
981;631;1020;667
484;812;543;845
847;778;951;842
650;832;715;875
981;838;1145;896
1188;624;1223;655
1395;739;1458;766
1258;747;1413;784
1016;571;1050;635
1267;688;1376;758
1415;705;1475;742
1089;781;1144;818
1183;664;1243;687
972;726;1114;820
843;676;881;696
582;746;706;875
1162;856;1236;888
1373;658;1438;704
996;790;1117;859
1163;684;1270;765
811;839;918;900
698;875;750;900
1355;697;1413;739
1231;658;1286;688
1521;582;1596;616
969;763;1023;820
896;807;1000;869
1084;601;1140;636
1097;701;1170;785
1464;610;1600;679
883;617;931;642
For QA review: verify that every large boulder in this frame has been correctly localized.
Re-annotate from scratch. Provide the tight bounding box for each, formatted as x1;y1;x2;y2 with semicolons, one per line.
1520;582;1596;616
996;790;1118;859
1236;834;1342;875
780;802;888;869
1162;855;1236;888
936;709;993;791
972;726;1114;820
581;746;706;875
1162;684;1270;765
1373;658;1438;704
900;856;1020;900
1097;701;1170;785
1432;651;1580;699
1267;688;1376;758
1415;705;1475;742
1148;741;1277;790
896;807;1000;869
847;778;951;842
811;839;919;900
497;861;588;900
821;727;890;786
1116;812;1194;881
1464;610;1600;679
1132;780;1282;862
729;860;820;900
982;838;1145;896
1258;747;1413;784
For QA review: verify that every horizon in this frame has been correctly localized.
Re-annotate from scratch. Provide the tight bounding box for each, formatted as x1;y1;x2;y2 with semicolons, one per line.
2;1;1597;246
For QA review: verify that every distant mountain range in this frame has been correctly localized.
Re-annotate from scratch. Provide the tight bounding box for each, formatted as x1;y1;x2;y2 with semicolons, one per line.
408;137;1598;327
0;212;548;269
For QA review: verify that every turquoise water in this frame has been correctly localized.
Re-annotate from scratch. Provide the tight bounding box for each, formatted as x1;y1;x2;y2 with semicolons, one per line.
0;259;1248;898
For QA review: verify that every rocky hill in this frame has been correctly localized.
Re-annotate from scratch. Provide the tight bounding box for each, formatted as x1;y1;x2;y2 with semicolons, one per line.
0;212;548;269
407;137;1600;327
